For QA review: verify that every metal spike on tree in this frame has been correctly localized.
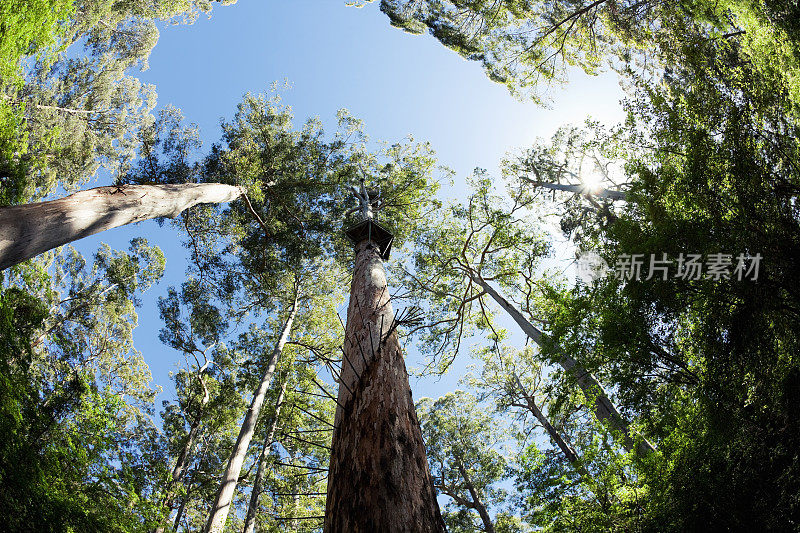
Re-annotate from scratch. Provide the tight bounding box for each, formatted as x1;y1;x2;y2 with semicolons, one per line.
324;177;446;532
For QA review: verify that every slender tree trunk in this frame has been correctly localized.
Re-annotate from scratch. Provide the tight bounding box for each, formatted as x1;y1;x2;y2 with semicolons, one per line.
155;364;211;533
292;492;300;530
511;373;581;465
454;460;495;533
471;274;655;456
242;380;288;533
0;183;244;271
512;375;610;506
173;498;187;532
205;299;298;533
153;423;201;533
325;240;445;533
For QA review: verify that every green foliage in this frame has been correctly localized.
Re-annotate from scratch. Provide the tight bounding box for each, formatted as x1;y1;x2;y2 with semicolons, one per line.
0;240;166;532
395;173;550;372
418;391;513;532
376;0;800;108
0;0;73;82
0;0;73;205
500;20;800;528
0;0;238;206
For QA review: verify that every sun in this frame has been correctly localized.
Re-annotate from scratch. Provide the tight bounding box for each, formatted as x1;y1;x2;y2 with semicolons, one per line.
581;171;604;194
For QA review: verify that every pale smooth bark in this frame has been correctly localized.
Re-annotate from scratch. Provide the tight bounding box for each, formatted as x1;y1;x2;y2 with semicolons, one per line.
0;183;244;271
242;380;288;533
325;240;446;533
510;373;592;476
471;274;655;456
526;180;628;200
205;299;298;533
455;461;495;533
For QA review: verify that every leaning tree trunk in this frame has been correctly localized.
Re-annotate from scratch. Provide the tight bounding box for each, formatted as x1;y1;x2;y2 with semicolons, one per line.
455;460;495;533
154;366;211;533
471;274;655;456
325;240;446;533
242;379;288;533
205;298;298;533
0;183;244;271
511;373;581;465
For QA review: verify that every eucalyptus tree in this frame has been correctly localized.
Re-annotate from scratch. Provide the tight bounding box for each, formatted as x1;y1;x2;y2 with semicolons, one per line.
498;29;800;527
241;267;345;533
399;176;653;455
468;342;647;530
1;0;238;205
204;260;346;533
0;240;168;531
323;162;450;531
243;358;336;533
148;88;446;531
152;279;244;532
467;344;587;475
417;391;515;533
0;182;244;271
374;0;800;107
0;105;246;272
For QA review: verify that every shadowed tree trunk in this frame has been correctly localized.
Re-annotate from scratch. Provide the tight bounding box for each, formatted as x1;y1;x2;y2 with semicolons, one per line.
454;460;495;533
205;297;298;533
509;372;597;480
154;362;212;533
324;239;446;533
242;379;288;533
470;273;655;456
0;183;244;271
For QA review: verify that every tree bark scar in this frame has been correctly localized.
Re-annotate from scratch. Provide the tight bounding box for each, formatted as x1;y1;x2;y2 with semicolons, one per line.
325;240;446;533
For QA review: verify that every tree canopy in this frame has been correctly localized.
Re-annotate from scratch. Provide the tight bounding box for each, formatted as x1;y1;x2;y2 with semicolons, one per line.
2;0;800;531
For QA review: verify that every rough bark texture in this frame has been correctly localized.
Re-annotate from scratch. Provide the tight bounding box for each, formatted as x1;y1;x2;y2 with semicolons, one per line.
325;240;446;533
472;274;655;456
0;183;244;271
242;380;287;533
205;300;297;533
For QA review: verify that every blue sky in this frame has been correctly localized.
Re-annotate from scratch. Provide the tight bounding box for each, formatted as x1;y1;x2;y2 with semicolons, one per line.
70;0;626;415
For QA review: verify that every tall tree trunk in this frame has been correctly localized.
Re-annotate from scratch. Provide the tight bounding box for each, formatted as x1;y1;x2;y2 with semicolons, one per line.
325;240;446;533
154;417;201;533
471;274;655;456
173;497;187;532
0;183;244;271
511;373;581;464
155;363;212;533
510;373;598;479
242;380;288;533
512;374;610;505
454;460;495;533
205;298;298;533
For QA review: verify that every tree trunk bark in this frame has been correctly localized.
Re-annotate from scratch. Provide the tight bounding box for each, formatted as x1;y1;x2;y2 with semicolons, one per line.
154;364;212;533
324;240;446;533
153;421;201;533
242;380;288;533
511;373;581;465
455;460;495;533
471;274;655;456
0;183;244;271
205;298;298;533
